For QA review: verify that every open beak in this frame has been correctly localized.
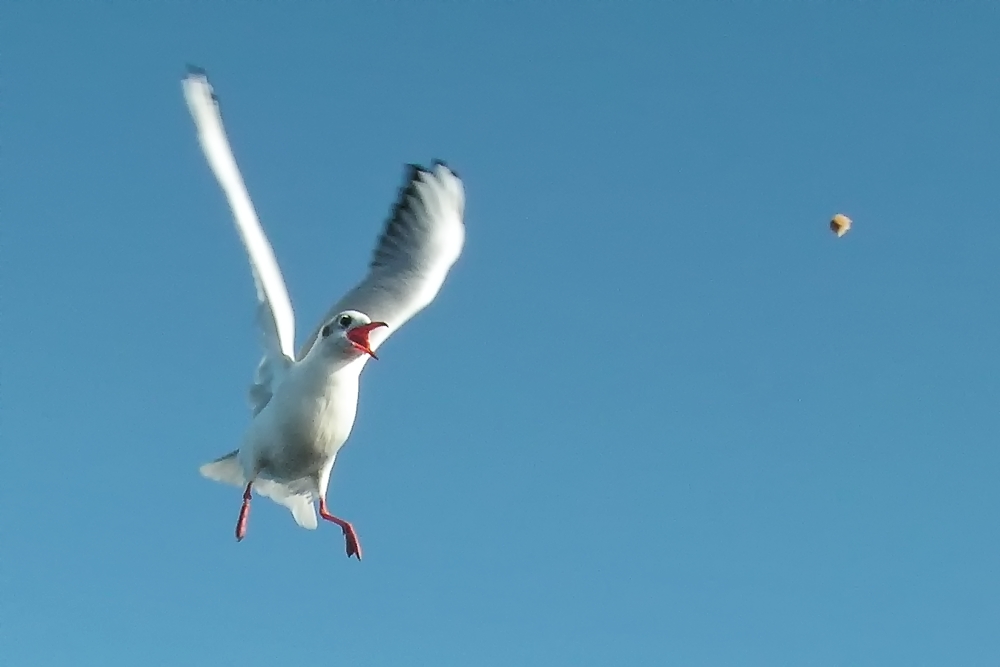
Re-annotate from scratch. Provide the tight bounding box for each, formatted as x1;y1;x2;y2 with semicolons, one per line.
345;321;388;359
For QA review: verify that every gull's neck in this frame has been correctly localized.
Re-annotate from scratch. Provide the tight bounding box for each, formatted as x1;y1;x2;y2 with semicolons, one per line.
297;345;370;381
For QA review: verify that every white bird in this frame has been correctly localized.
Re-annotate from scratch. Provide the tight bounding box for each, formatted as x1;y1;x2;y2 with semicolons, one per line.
181;66;465;560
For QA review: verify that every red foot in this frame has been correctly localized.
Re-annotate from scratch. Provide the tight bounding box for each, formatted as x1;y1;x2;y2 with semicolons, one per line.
235;483;253;542
319;498;362;560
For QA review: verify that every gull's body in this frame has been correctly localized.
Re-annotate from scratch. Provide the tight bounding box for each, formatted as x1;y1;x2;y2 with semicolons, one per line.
181;67;465;559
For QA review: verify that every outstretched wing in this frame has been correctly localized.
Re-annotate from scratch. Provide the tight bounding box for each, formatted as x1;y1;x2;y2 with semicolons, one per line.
298;162;465;362
182;67;296;414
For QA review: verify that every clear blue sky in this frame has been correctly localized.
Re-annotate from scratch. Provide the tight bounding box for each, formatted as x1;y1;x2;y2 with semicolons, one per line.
3;4;999;665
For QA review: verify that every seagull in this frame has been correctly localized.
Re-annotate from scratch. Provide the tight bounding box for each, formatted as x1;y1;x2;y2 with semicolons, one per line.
181;67;465;560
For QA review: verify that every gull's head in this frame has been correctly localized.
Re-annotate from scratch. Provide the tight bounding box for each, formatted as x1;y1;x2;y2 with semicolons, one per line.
318;310;388;360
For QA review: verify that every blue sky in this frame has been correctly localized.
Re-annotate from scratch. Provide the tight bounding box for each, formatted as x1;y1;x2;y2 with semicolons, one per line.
3;4;1000;665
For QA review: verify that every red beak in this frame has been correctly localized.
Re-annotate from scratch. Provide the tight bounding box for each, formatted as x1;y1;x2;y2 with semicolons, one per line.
345;321;388;359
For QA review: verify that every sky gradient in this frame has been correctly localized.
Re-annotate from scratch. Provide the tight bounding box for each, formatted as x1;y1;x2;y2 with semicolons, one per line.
3;4;1000;665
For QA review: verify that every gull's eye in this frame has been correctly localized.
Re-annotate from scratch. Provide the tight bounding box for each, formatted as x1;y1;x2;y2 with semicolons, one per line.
338;314;353;328
320;324;332;338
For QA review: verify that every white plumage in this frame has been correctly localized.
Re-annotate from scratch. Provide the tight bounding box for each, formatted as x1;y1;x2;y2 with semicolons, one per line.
182;67;465;559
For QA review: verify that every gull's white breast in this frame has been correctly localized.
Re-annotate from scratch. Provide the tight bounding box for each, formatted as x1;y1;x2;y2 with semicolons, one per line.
241;357;363;483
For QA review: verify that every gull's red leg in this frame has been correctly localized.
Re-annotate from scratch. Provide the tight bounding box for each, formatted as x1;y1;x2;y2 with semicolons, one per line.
319;498;362;560
235;482;253;542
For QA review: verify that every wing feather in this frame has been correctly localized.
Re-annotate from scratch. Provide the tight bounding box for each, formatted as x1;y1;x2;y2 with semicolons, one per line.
298;162;465;360
183;67;295;413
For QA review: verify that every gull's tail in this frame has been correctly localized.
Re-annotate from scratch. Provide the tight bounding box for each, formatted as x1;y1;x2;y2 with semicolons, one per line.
199;451;318;530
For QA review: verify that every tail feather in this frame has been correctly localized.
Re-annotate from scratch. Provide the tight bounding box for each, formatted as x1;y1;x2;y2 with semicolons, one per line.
253;479;318;530
199;450;245;487
199;450;318;530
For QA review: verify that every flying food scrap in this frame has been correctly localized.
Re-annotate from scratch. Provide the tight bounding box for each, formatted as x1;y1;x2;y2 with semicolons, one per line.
830;213;852;237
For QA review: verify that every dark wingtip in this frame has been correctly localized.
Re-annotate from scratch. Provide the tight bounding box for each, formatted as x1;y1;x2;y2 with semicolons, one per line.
369;158;460;270
404;163;422;180
185;65;219;101
404;160;457;180
396;159;457;206
430;159;458;179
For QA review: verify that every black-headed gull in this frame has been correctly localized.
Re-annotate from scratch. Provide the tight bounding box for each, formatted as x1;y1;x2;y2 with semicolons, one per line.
182;67;465;560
